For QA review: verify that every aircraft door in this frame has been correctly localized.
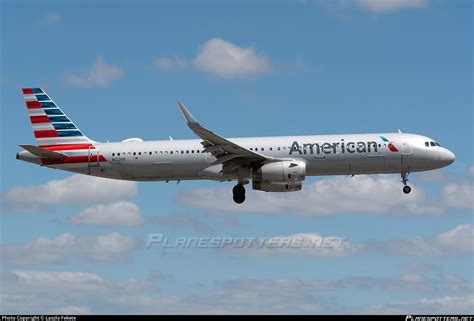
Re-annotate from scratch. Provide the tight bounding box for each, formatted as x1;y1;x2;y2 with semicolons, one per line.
402;141;413;156
401;138;413;170
88;146;100;174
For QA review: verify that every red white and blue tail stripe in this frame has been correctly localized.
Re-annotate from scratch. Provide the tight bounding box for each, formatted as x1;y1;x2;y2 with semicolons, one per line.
21;88;107;167
22;88;94;146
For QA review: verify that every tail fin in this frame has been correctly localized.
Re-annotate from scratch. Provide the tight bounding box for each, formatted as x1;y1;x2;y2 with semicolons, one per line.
22;88;94;146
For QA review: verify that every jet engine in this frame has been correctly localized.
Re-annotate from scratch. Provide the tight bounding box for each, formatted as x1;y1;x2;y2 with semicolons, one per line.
252;160;306;192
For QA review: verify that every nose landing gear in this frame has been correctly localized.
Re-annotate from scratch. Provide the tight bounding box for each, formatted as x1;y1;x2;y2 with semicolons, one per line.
232;183;246;204
401;172;411;194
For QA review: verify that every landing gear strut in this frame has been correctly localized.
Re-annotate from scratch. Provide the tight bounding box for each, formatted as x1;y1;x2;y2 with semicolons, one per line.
401;172;411;194
232;183;246;204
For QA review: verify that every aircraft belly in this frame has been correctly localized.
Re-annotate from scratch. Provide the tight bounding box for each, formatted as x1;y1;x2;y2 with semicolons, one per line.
307;153;396;175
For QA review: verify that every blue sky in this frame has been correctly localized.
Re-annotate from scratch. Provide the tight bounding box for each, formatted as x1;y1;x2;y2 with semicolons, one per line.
1;0;473;314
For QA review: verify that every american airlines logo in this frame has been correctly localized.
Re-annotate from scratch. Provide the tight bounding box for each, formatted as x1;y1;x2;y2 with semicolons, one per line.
380;135;399;152
289;139;383;156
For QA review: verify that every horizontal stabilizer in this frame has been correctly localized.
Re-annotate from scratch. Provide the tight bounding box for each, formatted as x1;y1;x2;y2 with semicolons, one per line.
19;144;66;159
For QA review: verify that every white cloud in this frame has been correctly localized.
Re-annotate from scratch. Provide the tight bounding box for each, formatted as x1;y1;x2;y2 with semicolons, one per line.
364;295;474;314
54;306;91;314
357;0;428;13
36;13;61;26
1;232;141;266
153;57;187;70
0;271;154;314
3;174;138;213
0;271;333;314
382;224;474;256
177;175;441;216
225;232;362;257
65;56;124;87
435;225;473;254
72;201;144;227
220;225;473;259
193;38;272;79
441;183;474;209
1;266;471;314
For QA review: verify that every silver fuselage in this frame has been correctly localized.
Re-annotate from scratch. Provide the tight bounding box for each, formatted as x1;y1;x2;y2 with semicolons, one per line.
18;132;455;182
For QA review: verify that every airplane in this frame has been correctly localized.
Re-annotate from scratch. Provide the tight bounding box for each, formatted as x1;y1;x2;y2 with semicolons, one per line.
17;88;455;204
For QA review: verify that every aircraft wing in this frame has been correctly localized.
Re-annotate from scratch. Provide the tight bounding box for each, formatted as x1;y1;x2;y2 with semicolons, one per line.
177;102;274;174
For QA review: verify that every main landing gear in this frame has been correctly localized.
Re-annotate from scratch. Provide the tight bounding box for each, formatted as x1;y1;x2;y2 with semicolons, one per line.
232;183;246;204
401;172;411;194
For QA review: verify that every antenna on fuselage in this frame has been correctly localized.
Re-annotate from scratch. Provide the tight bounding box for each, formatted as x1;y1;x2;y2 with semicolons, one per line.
397;129;402;133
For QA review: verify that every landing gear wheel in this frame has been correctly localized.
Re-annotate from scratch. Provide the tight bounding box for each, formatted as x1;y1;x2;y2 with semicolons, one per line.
233;193;246;204
401;172;412;195
233;184;245;195
232;184;246;204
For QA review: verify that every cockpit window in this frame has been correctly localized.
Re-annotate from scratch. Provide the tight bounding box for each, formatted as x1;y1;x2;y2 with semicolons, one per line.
435;142;441;146
430;142;436;147
425;142;429;147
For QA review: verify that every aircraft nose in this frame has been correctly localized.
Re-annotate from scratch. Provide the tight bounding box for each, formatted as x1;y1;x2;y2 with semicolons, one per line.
438;148;455;166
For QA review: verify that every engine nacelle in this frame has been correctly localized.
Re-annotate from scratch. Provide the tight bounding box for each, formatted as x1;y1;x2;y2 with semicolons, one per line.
253;160;306;183
252;180;302;192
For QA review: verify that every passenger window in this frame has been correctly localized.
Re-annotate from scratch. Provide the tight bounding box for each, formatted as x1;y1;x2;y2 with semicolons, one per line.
139;152;141;155
133;152;136;155
261;148;264;151
181;151;184;154
170;151;173;154
186;150;189;154
112;153;115;156
192;150;194;153
270;147;273;151
278;147;281;151
197;150;200;153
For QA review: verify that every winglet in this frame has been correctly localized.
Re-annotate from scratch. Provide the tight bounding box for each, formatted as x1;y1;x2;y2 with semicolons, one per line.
177;101;198;124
